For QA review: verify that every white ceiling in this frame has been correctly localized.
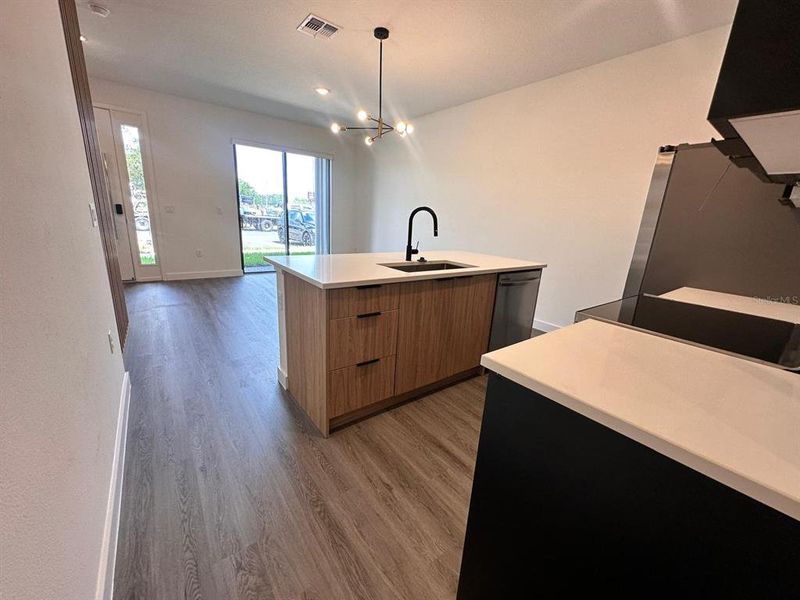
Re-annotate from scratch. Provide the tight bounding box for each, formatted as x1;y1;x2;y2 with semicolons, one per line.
78;0;737;128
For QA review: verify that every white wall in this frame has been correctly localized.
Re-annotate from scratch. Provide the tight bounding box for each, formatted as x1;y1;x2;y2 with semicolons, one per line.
357;27;730;328
0;2;126;599
89;79;360;280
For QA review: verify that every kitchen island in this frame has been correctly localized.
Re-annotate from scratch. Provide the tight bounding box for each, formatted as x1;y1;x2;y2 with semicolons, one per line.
458;318;800;598
267;251;546;436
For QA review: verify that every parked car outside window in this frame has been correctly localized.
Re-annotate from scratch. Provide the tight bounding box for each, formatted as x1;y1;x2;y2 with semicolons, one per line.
278;209;316;246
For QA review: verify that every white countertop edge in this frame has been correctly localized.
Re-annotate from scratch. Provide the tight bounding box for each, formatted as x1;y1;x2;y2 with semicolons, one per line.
271;263;548;289
481;347;800;522
267;255;547;289
659;287;800;324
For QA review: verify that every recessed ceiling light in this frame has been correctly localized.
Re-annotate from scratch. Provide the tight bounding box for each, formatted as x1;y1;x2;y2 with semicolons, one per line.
315;87;330;96
79;34;87;42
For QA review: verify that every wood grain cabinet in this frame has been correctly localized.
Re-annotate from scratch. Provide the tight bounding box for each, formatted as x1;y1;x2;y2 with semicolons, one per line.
327;284;400;319
284;272;496;436
328;356;396;418
328;310;398;370
395;275;496;394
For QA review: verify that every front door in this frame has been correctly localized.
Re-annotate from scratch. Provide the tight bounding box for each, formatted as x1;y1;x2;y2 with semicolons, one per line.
93;107;161;281
94;107;135;280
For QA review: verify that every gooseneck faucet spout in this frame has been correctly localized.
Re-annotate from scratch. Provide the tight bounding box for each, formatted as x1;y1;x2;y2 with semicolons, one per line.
406;206;438;261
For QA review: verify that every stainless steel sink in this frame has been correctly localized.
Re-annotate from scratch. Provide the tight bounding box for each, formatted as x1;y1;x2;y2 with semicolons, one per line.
380;261;475;273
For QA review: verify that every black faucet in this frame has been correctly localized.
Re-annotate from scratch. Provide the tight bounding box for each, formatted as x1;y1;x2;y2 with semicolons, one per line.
406;206;438;261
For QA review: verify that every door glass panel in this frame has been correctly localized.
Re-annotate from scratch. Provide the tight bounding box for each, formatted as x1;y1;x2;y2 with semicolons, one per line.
234;144;284;273
120;124;156;265
286;152;329;255
234;144;330;270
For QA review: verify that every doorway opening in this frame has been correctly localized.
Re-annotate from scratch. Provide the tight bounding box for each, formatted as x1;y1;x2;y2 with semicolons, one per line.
234;143;331;273
94;106;161;281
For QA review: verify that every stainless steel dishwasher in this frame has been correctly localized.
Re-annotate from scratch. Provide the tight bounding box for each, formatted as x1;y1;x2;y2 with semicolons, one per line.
488;270;542;351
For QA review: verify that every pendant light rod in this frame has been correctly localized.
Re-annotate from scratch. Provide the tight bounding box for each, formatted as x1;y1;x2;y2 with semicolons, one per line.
329;26;412;145
375;26;389;135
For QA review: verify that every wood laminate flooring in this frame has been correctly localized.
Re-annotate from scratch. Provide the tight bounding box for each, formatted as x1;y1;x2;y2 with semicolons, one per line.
115;274;485;600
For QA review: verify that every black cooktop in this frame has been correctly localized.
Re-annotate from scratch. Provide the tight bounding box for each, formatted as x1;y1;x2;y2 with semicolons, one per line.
576;295;800;371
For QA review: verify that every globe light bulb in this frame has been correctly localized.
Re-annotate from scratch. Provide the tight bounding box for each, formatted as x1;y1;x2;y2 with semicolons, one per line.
330;122;341;134
406;123;415;134
357;109;368;122
364;136;373;146
396;121;407;134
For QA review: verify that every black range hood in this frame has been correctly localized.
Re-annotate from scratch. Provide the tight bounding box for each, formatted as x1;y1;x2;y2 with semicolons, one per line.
708;0;800;193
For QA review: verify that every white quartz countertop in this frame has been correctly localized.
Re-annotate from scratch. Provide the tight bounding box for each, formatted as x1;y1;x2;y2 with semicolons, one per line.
481;319;800;520
660;287;800;324
267;251;546;289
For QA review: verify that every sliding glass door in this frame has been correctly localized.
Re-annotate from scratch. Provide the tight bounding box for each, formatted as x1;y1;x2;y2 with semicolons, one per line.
286;152;330;255
234;143;330;273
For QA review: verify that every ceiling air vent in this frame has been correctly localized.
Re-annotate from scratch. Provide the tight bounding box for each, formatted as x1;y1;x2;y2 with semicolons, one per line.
297;14;339;39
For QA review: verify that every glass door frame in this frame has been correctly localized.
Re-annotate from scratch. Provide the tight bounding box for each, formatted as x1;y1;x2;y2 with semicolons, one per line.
232;139;332;272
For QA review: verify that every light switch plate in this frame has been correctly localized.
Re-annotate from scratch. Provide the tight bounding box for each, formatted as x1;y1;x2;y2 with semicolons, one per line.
89;202;98;227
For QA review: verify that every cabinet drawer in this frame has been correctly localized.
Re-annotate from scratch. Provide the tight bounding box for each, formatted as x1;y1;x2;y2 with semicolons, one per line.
327;284;400;319
328;356;396;418
328;309;398;370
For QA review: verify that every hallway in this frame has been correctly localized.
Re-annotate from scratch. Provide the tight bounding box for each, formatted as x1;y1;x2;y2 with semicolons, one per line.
115;275;485;599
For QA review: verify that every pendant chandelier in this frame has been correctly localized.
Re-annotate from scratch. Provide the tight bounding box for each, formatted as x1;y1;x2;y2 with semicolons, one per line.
330;27;414;146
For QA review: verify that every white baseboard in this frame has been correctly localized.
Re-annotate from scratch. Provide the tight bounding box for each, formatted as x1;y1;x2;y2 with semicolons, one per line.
162;268;243;281
277;366;288;389
95;372;131;600
534;319;561;333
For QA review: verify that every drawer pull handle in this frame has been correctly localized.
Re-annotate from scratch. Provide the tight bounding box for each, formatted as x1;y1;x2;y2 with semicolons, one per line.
357;311;382;319
356;284;381;289
356;358;380;367
499;280;538;287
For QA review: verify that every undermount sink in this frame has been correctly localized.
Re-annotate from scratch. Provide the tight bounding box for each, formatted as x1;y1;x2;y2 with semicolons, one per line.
380;260;475;272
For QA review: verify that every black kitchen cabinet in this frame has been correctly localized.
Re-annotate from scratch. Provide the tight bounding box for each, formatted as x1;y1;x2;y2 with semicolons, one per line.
457;374;800;598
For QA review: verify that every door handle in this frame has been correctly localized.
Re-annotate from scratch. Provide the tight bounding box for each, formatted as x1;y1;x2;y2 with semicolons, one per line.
356;358;380;367
357;311;382;319
499;281;538;287
500;275;540;283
